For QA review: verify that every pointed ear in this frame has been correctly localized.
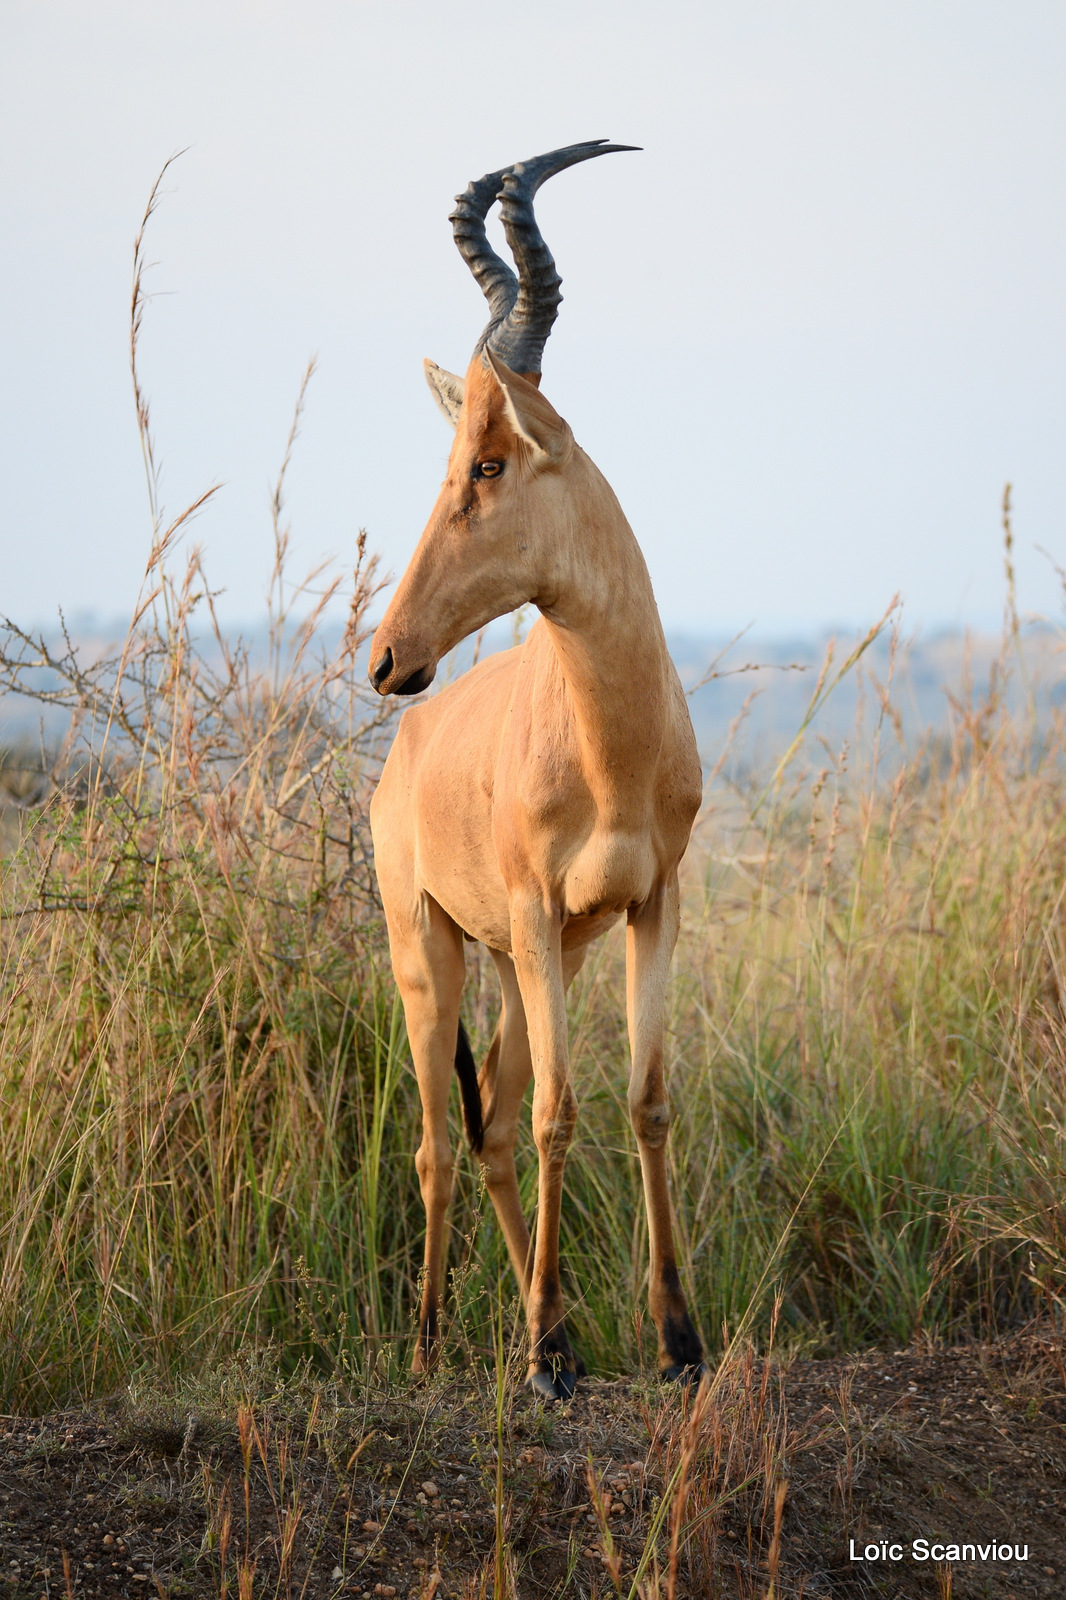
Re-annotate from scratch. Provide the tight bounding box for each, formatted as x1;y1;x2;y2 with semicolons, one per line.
424;359;465;428
483;348;573;468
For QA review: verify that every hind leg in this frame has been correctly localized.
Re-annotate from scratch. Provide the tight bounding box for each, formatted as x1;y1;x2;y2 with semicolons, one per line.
382;890;467;1372
477;951;535;1304
627;877;705;1381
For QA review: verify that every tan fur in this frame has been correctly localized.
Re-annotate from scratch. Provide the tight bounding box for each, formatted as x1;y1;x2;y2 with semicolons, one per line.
369;353;705;1389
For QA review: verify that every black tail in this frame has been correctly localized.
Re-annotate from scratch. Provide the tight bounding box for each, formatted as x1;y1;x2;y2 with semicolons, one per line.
454;1018;484;1153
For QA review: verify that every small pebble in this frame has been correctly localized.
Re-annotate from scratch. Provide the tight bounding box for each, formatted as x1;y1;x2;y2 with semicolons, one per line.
420;1480;439;1499
362;1520;382;1534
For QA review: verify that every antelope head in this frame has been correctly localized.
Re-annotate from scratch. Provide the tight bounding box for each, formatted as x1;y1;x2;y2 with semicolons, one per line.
369;141;636;697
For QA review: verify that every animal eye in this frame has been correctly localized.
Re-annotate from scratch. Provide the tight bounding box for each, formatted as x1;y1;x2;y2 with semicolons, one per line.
474;460;504;480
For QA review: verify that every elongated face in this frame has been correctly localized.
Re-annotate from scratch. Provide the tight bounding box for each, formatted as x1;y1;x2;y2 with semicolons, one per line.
368;353;573;696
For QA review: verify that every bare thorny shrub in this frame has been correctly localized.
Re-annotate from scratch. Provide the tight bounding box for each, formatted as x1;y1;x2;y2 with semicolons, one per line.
0;497;388;917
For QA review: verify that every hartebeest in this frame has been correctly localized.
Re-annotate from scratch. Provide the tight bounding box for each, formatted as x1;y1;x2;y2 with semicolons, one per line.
368;141;705;1399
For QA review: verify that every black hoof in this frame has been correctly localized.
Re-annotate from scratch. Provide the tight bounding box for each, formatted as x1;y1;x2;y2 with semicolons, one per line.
660;1361;707;1386
529;1366;578;1402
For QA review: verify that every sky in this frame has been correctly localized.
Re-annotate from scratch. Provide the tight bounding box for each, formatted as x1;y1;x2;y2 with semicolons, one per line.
2;0;1065;637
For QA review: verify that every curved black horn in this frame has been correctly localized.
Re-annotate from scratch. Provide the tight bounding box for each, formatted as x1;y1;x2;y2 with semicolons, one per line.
492;140;638;374
451;141;640;375
448;164;519;352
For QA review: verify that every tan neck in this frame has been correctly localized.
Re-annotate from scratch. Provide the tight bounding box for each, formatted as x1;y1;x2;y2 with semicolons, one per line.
537;452;672;820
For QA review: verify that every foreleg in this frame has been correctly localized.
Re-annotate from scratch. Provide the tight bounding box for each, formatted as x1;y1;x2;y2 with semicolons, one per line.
627;877;705;1381
478;946;590;1319
510;894;581;1399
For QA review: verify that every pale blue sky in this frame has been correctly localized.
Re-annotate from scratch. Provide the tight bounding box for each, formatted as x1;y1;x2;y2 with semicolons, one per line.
2;1;1065;633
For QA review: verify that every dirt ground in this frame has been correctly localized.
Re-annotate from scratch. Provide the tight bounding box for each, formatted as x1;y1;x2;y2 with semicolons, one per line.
0;1326;1063;1600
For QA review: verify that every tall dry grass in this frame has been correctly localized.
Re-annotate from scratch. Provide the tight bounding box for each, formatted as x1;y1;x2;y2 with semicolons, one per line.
0;163;405;1408
0;173;1064;1414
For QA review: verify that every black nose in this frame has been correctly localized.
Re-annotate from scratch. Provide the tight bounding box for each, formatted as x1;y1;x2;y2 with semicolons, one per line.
370;647;393;692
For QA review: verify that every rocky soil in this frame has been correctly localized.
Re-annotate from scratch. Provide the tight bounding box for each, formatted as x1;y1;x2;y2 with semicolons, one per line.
0;1327;1063;1599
